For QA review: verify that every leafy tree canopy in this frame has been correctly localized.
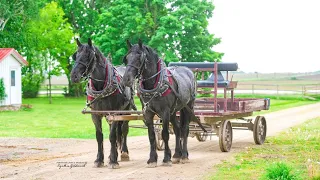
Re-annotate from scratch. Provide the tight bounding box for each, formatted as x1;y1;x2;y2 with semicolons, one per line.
94;0;222;65
28;1;75;76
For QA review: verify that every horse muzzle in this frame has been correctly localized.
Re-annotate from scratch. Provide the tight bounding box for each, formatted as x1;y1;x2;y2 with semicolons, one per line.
71;72;81;83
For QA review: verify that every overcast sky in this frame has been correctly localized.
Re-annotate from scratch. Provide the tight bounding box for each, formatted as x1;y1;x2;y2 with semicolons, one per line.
208;0;320;73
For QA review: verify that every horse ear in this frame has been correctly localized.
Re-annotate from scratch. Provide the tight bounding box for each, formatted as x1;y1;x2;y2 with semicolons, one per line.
72;52;76;60
138;39;143;49
126;39;132;49
76;38;82;47
88;38;93;47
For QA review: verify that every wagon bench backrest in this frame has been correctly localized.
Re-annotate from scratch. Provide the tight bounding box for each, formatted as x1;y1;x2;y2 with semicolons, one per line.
168;62;238;113
168;62;238;88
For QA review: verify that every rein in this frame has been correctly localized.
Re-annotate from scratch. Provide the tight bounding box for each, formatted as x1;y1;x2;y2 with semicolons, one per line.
140;59;163;82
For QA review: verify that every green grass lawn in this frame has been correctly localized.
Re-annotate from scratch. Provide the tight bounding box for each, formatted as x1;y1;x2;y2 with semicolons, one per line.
0;95;319;139
207;117;320;180
0;97;144;139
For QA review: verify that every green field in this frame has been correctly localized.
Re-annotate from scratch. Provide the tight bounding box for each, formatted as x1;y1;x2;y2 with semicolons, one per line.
207;117;320;180
0;97;144;138
0;95;319;139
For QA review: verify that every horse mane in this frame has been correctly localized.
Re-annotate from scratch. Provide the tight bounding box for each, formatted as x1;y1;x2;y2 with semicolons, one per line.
145;45;159;62
93;45;109;65
129;44;159;63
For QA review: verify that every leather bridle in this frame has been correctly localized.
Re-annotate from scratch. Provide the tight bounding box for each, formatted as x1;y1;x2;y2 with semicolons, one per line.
125;51;147;79
74;49;97;81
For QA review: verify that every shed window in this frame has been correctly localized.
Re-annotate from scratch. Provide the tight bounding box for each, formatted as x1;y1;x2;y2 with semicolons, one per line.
11;70;15;86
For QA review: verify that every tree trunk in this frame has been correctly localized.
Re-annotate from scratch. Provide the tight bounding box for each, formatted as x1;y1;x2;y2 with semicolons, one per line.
49;73;52;104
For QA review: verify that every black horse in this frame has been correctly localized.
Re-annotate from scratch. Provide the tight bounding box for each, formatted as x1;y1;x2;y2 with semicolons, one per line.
122;39;196;167
71;38;136;169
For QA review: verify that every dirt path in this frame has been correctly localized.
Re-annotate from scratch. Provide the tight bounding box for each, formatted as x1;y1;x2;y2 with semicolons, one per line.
1;103;320;180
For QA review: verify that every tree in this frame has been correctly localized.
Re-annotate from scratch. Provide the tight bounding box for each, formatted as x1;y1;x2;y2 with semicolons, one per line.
0;0;41;31
150;0;223;62
94;0;222;65
57;0;108;41
0;0;48;98
28;1;75;102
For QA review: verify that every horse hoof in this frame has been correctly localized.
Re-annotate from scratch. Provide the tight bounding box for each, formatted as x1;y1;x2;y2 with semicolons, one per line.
172;158;180;164
162;161;172;167
108;163;120;169
93;161;104;168
147;162;157;168
181;158;189;164
121;152;130;161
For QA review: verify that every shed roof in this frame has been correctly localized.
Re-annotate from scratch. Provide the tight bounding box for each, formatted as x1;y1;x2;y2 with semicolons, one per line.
0;48;28;65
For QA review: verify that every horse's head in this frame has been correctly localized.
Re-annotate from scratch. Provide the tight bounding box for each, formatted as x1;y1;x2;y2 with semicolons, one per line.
71;38;97;83
122;39;149;87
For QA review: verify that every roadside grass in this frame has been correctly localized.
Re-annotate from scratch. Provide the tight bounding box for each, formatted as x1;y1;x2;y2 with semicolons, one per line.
207;117;320;180
0;95;319;139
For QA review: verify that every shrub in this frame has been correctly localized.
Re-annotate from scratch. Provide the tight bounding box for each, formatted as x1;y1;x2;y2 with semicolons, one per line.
263;162;300;180
63;83;85;97
0;78;6;101
22;73;43;98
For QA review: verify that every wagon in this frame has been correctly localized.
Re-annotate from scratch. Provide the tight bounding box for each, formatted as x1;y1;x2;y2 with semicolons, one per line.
82;62;270;152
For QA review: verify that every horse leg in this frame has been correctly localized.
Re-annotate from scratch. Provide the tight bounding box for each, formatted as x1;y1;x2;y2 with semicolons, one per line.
144;110;157;168
116;121;122;151
108;121;119;169
92;114;104;168
170;113;182;164
120;121;130;161
180;106;192;164
161;109;172;166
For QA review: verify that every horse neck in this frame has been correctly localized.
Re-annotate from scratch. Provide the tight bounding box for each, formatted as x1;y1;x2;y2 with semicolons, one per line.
141;56;159;90
91;57;107;90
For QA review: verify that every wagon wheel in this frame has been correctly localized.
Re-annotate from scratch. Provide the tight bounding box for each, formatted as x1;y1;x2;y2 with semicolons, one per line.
253;116;267;145
195;133;207;142
154;120;164;151
219;120;233;152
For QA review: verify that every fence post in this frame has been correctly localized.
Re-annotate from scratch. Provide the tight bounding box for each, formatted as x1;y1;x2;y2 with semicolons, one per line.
252;84;254;94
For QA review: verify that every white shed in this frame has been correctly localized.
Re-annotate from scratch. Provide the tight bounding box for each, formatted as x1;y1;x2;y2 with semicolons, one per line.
0;48;28;107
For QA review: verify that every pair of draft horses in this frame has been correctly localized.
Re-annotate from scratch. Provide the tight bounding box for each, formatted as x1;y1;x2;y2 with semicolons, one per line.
71;38;196;169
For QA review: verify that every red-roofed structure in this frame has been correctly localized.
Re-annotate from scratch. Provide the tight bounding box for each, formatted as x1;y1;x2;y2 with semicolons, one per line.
0;48;28;107
0;48;28;65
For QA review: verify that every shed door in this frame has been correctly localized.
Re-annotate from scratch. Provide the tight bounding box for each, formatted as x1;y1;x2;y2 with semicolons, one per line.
10;69;18;104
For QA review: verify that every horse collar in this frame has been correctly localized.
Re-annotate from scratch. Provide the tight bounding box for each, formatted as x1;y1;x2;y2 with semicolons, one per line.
138;59;173;99
86;62;121;102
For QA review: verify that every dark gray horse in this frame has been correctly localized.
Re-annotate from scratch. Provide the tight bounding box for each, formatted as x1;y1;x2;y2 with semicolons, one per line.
122;39;196;167
71;38;136;169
